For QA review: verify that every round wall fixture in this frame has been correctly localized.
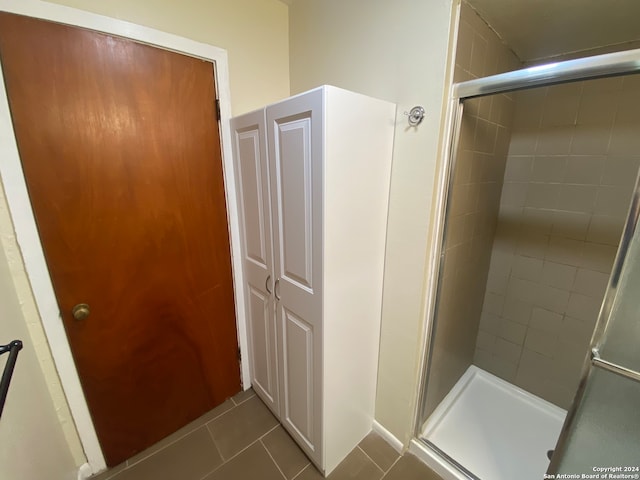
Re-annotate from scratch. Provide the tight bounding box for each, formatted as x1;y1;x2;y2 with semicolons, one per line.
405;106;426;126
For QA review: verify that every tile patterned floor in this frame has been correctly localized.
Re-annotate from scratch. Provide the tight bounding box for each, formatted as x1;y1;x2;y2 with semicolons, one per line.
92;388;442;480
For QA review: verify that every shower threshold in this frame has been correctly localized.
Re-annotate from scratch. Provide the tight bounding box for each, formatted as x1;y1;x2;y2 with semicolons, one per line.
417;366;566;480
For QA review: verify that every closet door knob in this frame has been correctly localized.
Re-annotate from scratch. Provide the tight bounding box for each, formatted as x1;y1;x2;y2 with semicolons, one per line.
72;303;90;321
265;275;273;294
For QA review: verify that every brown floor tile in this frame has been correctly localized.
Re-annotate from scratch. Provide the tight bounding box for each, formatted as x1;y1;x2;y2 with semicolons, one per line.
203;442;284;480
231;386;256;405
293;464;324;480
358;431;400;473
108;427;223;480
261;425;310;479
383;453;442;480
207;395;278;459
125;398;233;467
326;447;383;480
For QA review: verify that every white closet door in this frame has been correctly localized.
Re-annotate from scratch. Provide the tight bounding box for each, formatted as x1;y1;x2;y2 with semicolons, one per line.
231;111;279;415
267;90;324;466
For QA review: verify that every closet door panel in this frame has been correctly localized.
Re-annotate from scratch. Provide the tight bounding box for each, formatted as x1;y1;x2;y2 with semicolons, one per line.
282;307;314;444
246;284;276;405
268;90;324;465
237;128;269;267
231;112;279;414
277;117;314;290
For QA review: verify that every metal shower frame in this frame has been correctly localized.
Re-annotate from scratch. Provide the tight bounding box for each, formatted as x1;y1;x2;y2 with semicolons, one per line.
415;47;640;478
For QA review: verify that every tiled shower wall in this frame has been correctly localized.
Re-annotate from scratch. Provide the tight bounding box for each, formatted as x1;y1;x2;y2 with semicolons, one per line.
424;2;520;416
474;75;640;409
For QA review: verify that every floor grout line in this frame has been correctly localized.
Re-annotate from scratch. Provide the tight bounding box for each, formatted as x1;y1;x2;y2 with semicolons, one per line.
260;423;282;439
291;463;312;480
230;391;256;407
203;401;237;428
125;423;206;469
254;422;280;443
204;422;225;470
382;455;403;479
289;460;312;480
356;445;385;477
100;400;237;477
202;421;282;477
260;437;288;480
258;422;314;477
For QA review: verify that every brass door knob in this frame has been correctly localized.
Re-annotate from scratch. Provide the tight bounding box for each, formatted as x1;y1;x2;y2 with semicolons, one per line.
72;303;90;321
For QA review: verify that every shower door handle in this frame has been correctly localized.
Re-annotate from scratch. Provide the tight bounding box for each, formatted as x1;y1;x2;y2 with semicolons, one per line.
591;348;640;384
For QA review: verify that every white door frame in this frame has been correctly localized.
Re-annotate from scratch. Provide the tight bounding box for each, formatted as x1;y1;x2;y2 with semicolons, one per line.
0;0;249;473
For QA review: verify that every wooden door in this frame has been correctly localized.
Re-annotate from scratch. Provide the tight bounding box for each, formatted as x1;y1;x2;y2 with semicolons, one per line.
231;111;280;415
266;90;324;465
0;13;241;466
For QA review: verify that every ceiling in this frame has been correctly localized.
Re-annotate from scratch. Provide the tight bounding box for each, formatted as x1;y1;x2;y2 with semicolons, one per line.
466;0;640;62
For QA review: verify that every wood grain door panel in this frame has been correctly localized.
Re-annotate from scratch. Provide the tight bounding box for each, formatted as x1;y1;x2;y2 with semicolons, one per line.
0;12;241;466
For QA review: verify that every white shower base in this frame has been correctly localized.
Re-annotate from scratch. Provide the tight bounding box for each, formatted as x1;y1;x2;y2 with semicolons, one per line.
417;366;567;480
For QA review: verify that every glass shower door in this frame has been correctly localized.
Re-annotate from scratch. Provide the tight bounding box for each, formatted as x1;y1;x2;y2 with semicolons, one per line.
550;187;640;474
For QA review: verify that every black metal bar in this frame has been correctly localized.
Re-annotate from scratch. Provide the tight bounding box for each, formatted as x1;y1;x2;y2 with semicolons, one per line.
0;340;23;419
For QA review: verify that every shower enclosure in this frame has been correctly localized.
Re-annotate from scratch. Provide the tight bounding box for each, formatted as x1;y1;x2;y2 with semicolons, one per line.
413;37;640;480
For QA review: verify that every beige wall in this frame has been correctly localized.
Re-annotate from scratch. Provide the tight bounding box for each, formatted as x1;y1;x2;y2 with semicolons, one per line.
0;185;85;464
0;197;77;480
424;1;520;417
289;0;456;444
45;0;290;115
1;0;290;468
476;75;640;408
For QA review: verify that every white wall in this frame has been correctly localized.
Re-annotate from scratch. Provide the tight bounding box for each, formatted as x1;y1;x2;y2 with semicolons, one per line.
0;196;77;480
289;0;457;444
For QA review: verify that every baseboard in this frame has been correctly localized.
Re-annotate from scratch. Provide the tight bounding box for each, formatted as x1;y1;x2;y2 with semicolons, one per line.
409;439;465;480
77;463;93;480
372;420;404;453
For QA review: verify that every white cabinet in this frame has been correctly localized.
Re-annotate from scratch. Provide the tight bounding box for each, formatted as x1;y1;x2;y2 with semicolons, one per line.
231;86;395;475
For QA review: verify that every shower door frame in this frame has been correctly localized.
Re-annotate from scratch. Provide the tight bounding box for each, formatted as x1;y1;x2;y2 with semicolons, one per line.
414;47;640;479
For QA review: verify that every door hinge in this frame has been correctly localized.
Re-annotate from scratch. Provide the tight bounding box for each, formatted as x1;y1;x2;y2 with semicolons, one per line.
237;347;243;389
215;99;221;121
